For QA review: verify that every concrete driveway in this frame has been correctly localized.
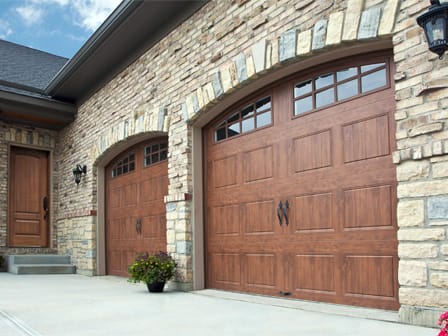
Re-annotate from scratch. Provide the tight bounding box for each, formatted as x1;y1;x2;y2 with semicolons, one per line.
0;273;438;336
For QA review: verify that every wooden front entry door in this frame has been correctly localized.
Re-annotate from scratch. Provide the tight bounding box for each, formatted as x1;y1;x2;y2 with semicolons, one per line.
106;138;168;277
205;52;399;310
9;147;49;247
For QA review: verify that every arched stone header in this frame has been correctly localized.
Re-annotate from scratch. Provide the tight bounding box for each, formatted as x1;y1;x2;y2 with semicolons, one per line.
89;103;170;163
182;0;400;122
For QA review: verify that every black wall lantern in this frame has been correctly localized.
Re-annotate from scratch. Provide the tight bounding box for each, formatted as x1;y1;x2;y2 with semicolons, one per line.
73;164;87;185
417;0;448;58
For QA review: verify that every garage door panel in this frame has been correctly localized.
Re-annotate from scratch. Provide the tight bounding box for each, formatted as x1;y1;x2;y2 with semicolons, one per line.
292;192;334;232
290;254;336;294
110;187;121;208
122;216;138;240
243;200;276;235
209;204;240;236
343;184;393;230
343;114;390;163
123;183;138;207
141;214;164;240
213;155;238;188
292;130;332;173
343;255;396;298
244;253;277;289
243;146;274;183
209;253;241;287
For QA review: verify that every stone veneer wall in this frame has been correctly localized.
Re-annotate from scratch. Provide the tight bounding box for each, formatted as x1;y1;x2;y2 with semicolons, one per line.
56;0;447;327
0;121;58;256
391;0;448;327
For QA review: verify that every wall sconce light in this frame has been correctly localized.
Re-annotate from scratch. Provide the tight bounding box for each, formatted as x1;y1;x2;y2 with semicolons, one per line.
417;0;448;59
73;164;87;185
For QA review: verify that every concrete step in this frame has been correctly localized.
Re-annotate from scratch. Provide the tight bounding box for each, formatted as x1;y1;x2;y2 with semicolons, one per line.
9;255;71;265
8;255;76;275
10;264;77;275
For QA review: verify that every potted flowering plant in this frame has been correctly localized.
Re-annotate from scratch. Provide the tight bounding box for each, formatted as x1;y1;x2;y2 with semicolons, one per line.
128;251;176;292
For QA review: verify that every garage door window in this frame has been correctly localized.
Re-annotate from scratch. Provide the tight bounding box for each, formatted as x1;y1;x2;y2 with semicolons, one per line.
111;152;135;178
144;141;168;166
294;61;387;116
214;96;272;142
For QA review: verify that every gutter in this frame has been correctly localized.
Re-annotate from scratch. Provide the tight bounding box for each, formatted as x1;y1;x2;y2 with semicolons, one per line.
45;0;143;95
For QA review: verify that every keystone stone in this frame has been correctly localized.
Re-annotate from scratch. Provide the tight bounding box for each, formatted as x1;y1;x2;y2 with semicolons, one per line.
312;20;328;50
279;29;297;62
358;7;382;39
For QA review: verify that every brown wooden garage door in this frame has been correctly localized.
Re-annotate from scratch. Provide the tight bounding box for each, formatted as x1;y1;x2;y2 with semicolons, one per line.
205;52;399;310
106;138;168;276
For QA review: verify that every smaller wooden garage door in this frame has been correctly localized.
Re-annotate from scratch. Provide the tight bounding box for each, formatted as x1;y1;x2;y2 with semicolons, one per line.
205;52;399;310
106;138;168;277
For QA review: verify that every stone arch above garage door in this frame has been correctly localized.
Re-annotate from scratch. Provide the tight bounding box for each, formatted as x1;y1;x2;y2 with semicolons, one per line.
182;0;400;123
89;103;170;164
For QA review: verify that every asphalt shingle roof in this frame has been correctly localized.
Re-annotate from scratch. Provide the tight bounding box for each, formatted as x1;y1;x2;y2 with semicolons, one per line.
0;39;68;92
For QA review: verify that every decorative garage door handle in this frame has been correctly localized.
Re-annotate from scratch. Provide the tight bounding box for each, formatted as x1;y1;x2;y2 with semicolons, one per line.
136;218;142;235
283;200;289;226
277;201;283;226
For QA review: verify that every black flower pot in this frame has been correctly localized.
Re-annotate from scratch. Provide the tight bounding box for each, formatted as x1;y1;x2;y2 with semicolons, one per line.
146;281;165;293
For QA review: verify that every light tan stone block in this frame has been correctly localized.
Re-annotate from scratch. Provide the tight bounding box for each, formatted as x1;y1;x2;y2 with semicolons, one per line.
297;29;312;55
398;228;445;241
379;0;400;35
429;261;448;271
396;161;430;181
399;260;427;287
342;0;363;41
400;288;448;307
433;161;448;178
398;181;448;198
430;273;448;288
326;11;344;46
398;243;438;258
397;200;424;227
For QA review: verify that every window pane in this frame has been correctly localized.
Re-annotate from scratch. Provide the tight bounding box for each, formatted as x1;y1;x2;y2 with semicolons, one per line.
160;143;167;149
160;150;168;161
361;63;385;73
256;111;271;128
241;104;254;118
117;167;122;175
294;96;313;115
315;73;333;89
256;96;271;112
227;112;239;123
123;165;128;174
242;117;255;132
228;123;240;137
361;69;386;93
337;80;358;100
216;127;226;141
151;153;158;163
130;162;135;171
151;144;159;152
145;158;150;166
294;80;312;97
123;157;128;165
112;169;116;178
337;67;357;81
129;153;135;161
316;88;334;108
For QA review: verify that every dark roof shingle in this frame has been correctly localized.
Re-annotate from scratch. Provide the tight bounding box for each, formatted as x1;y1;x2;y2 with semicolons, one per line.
0;39;68;92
